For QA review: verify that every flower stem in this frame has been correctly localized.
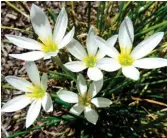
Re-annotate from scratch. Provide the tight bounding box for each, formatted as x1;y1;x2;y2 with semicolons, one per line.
51;56;76;81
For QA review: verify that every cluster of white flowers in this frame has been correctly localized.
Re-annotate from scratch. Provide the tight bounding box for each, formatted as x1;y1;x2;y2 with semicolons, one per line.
2;4;167;127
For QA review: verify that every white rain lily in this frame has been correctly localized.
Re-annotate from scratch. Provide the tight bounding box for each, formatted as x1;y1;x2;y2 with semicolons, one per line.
64;27;118;81
95;16;167;80
1;62;53;128
57;74;112;124
6;4;74;61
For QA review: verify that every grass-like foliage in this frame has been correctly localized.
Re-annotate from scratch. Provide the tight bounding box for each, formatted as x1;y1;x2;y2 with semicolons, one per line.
1;1;167;138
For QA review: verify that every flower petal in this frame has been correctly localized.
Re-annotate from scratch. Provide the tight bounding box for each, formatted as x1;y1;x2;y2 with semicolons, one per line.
87;67;103;81
26;100;42;128
94;78;103;93
96;58;121;72
70;103;84;116
106;35;118;48
64;61;87;72
42;92;53;112
77;74;87;96
118;16;134;50
131;32;164;60
91;97;112;108
53;7;68;43
134;58;167;69
41;73;48;91
86;27;97;56
66;39;87;60
5;35;41;50
84;107;98;125
25;62;40;86
96;49;106;60
43;52;59;60
95;36;119;59
57;90;78;103
1;95;31;112
88;82;97;98
59;27;75;49
30;4;52;41
5;76;33;92
9;51;45;61
122;66;140;80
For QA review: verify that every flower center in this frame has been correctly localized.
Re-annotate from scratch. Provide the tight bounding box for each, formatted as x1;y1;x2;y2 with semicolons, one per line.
26;85;45;99
118;47;134;66
84;55;97;68
78;93;91;106
39;36;58;53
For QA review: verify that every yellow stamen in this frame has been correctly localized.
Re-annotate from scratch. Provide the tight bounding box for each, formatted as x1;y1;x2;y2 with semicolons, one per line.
26;85;45;99
119;47;134;66
79;93;91;106
39;36;58;53
84;55;97;68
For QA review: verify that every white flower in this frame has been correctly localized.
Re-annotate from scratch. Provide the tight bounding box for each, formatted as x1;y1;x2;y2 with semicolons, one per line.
57;74;112;124
64;27;118;81
6;4;74;61
95;16;167;80
1;62;53;128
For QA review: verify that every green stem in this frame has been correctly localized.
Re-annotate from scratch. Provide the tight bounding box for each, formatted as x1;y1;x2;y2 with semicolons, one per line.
1;26;33;34
135;21;167;37
51;56;76;81
103;70;121;93
5;1;29;19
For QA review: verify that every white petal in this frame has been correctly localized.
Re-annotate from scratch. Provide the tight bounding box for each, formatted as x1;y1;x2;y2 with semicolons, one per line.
96;58;121;72
131;32;164;60
95;36;119;59
134;58;167;69
96;49;106;60
94;78;103;93
42;93;53;112
43;51;58;60
118;16;134;50
70;104;84;116
40;73;48;91
64;61;87;72
59;27;75;49
57;90;78;103
88;82;97;98
91;97;112;108
25;62;40;86
26;100;42;128
84;107;98;125
87;67;103;81
122;66;140;80
86;27;97;56
5;76;33;92
66;39;87;60
53;7;68;43
106;35;118;48
5;35;41;50
77;74;87;96
1;95;31;112
9;51;45;61
30;4;52;41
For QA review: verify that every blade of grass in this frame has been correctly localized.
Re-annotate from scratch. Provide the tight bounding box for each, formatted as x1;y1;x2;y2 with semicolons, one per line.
5;1;29;19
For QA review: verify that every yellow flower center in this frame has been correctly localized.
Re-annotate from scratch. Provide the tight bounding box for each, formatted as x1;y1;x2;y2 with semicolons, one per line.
26;85;45;99
84;55;97;68
118;47;134;66
79;93;91;106
39;36;58;53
